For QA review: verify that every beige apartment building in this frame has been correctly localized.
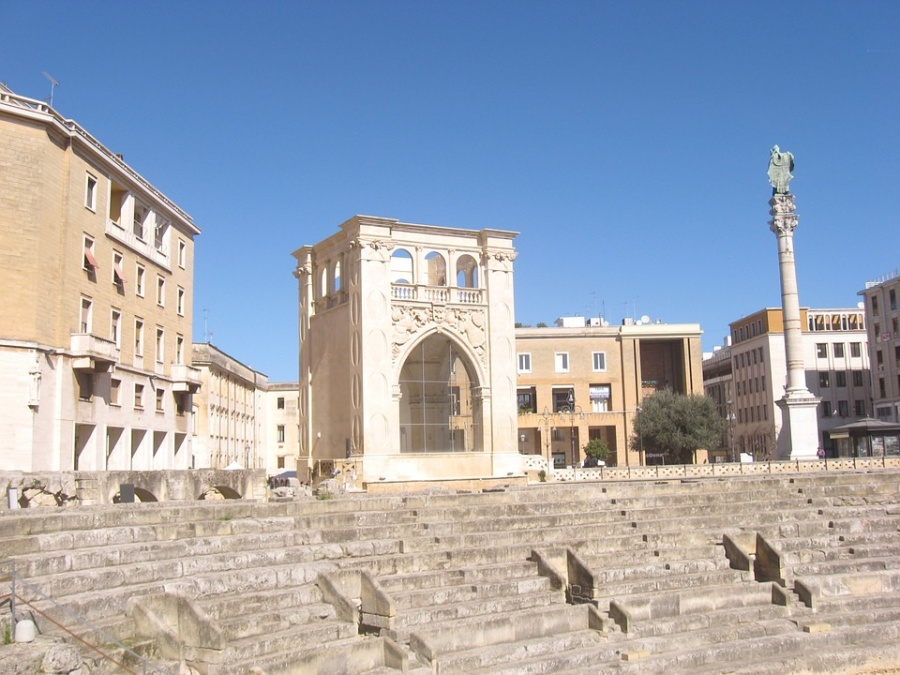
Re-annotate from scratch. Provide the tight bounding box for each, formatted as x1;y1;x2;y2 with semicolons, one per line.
0;85;201;472
265;382;300;474
515;318;705;468
860;270;900;423
727;307;870;458
191;343;268;471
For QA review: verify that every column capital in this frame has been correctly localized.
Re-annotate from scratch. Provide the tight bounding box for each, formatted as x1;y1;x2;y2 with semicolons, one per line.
769;193;798;235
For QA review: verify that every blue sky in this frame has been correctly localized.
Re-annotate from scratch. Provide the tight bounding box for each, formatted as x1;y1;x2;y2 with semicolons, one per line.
3;1;898;381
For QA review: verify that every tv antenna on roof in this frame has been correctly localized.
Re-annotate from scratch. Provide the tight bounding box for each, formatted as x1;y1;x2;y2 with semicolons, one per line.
42;71;58;107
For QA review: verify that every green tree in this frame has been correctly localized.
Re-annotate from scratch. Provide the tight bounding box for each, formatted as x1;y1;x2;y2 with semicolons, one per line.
633;390;724;465
582;438;609;466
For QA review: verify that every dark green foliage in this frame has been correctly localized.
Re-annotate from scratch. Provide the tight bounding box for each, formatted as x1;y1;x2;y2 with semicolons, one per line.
634;390;724;464
583;438;610;461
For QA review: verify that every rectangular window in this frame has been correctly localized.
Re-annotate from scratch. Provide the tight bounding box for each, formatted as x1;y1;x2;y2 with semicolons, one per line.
277;456;285;469
154;219;168;253
156;276;165;307
517;388;537;414
111;310;121;348
761;375;766;391
134;319;144;356
133;203;147;240
175;335;184;365
176;287;185;316
277;425;286;443
853;370;864;387
156;388;165;412
816;343;828;358
277;397;285;410
834;343;845;358
589;384;611;412
178;239;187;268
552;389;573;413
517;353;532;373
83;235;98;273
850;342;861;358
855;400;866;416
554;352;569;373
592;352;606;371
76;371;93;401
872;295;879;316
822;400;833;417
836;371;847;387
156;327;164;363
891;289;897;312
134;383;144;409
110;378;121;406
85;174;97;211
80;297;92;333
819;372;830;388
113;252;125;289
136;265;145;297
838;400;849;417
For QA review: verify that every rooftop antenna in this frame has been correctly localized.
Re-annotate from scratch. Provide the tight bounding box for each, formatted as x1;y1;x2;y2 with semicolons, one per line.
203;308;214;343
42;72;58;108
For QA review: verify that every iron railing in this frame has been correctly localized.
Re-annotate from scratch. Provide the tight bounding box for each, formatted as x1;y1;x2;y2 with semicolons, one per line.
0;559;171;674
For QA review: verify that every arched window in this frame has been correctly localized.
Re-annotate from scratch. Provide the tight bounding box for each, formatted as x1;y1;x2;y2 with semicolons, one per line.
391;249;413;284
319;265;329;298
456;254;478;288
398;334;481;453
333;259;342;293
424;251;446;286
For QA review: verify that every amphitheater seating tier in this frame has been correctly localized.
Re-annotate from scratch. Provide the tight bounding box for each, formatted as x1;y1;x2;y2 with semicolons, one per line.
1;469;899;674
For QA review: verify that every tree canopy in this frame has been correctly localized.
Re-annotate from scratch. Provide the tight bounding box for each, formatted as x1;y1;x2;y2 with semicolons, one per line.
633;390;724;465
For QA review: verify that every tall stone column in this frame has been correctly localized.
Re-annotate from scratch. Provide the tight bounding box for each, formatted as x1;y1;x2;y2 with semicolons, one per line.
768;151;820;459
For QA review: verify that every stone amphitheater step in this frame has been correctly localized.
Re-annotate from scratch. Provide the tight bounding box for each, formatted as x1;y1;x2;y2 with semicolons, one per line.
435;628;609;673
391;587;566;642
827;513;900;535
209;616;358;666
196;583;326;621
391;572;556;610
395;559;541;588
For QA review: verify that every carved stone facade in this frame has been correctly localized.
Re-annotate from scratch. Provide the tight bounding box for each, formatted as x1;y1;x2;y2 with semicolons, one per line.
293;216;519;484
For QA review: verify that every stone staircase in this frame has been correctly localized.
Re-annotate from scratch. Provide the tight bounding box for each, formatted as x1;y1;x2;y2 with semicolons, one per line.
1;469;899;673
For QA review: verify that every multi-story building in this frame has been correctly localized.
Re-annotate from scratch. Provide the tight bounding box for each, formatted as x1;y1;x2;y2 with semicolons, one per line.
859;270;900;422
727;307;870;459
0;84;201;472
515;317;705;468
265;382;300;474
701;341;735;461
191;343;267;470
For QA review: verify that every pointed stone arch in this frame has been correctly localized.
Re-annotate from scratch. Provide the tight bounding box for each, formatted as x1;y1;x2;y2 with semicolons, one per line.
395;329;485;453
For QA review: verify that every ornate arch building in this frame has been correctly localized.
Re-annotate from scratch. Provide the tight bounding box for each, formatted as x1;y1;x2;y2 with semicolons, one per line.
292;216;519;484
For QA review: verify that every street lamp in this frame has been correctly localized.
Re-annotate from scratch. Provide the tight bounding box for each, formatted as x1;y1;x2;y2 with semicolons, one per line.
559;389;585;467
537;407;554;464
519;432;527;454
636;406;643;466
727;400;736;463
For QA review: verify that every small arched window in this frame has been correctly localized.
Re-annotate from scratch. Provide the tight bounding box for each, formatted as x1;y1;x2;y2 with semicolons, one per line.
424;251;446;286
456;254;478;288
334;259;342;293
391;249;414;284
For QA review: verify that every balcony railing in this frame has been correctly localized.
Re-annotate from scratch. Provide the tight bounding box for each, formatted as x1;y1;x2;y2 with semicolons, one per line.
70;334;119;372
106;220;170;270
171;364;202;392
391;284;484;305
